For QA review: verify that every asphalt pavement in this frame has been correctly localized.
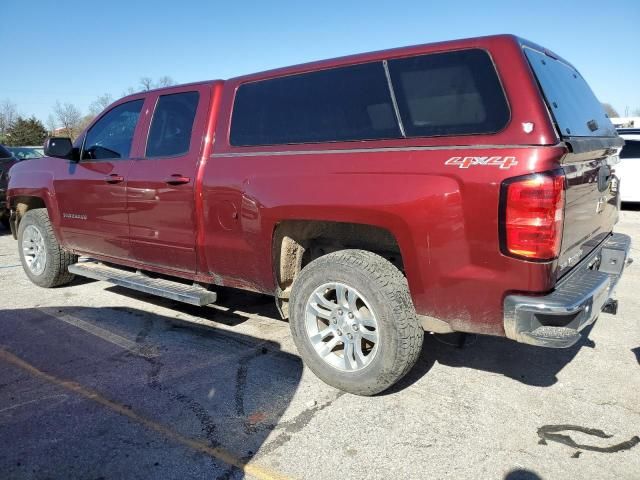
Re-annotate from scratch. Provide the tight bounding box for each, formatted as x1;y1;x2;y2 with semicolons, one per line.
1;208;639;479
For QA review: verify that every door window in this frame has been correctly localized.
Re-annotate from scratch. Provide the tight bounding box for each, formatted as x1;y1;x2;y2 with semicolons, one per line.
82;99;144;160
145;92;199;157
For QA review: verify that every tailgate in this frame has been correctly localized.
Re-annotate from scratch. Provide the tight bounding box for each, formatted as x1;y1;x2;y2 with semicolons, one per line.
559;150;619;277
523;45;623;278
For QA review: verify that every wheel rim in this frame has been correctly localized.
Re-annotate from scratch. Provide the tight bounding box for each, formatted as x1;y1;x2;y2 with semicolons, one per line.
22;224;47;276
304;282;379;372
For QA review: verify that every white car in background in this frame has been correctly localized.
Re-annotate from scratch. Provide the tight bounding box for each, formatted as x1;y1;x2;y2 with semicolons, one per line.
616;129;640;203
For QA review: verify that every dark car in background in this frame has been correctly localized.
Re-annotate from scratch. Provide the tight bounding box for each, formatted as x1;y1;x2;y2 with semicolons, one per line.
7;146;44;160
0;145;18;228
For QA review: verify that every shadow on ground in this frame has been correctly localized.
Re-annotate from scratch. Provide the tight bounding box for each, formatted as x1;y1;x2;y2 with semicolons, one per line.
0;306;303;479
106;284;593;392
632;347;640;365
504;469;542;480
390;324;595;392
105;284;280;328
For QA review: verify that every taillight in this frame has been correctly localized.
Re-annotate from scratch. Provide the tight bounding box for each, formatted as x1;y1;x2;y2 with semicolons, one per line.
500;172;565;261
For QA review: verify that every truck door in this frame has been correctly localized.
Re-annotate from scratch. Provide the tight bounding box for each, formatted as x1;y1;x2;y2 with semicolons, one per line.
126;86;209;273
54;97;147;260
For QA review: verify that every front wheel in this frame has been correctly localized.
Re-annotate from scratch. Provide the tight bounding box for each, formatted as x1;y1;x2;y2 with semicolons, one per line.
289;249;424;395
17;208;77;288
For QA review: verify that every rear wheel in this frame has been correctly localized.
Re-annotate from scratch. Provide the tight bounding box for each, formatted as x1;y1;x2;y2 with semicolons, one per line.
17;208;77;288
289;249;423;395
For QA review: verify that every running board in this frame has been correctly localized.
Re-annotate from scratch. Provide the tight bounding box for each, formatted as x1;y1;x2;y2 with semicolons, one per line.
68;261;217;306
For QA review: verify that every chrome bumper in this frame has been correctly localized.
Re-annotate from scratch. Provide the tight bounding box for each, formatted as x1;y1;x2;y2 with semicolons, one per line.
504;233;632;348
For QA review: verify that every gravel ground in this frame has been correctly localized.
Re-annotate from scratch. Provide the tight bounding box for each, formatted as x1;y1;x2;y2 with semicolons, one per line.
0;208;638;480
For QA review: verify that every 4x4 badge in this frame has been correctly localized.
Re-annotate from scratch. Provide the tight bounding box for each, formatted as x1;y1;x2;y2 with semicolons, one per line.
445;156;518;169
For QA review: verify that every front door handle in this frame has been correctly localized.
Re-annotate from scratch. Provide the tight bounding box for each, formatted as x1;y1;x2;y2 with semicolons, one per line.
165;174;191;185
105;174;124;184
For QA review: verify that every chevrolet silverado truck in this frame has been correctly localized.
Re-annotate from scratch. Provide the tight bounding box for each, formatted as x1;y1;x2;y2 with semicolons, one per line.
7;35;632;395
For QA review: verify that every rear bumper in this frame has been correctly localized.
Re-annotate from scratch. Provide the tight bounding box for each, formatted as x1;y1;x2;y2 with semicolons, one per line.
504;233;632;348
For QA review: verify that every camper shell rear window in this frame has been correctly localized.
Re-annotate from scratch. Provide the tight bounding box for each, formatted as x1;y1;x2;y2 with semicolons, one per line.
524;47;617;138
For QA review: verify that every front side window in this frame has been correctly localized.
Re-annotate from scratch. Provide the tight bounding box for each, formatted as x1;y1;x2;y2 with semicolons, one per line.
83;99;144;160
387;49;510;137
230;62;401;146
146;92;199;157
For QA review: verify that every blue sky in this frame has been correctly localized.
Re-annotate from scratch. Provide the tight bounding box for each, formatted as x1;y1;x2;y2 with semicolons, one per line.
1;0;639;123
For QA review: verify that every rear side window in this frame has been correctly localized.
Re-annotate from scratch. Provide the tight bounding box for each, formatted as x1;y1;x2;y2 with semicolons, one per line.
524;47;616;138
620;140;640;159
146;92;199;157
230;62;401;146
387;49;510;137
83;100;144;160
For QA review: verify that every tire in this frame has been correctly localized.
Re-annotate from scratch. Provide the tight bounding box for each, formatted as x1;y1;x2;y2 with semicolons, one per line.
289;249;424;395
17;208;77;288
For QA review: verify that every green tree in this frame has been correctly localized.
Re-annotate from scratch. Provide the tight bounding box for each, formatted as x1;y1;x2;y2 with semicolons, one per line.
5;116;47;146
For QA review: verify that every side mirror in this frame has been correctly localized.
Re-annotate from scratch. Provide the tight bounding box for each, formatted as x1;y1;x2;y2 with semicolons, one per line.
44;137;74;159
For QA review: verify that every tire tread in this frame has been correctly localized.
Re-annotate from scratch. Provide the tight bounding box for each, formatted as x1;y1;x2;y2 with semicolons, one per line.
290;249;423;395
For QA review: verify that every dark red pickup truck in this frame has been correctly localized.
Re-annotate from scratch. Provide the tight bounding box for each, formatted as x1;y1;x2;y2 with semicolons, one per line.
7;34;632;394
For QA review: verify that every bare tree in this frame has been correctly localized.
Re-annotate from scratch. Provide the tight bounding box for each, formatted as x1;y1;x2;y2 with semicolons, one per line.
121;76;177;96
121;86;137;97
79;114;95;133
156;76;175;87
89;93;114;116
0;99;18;141
46;114;57;135
139;77;154;91
601;103;620;118
53;101;83;140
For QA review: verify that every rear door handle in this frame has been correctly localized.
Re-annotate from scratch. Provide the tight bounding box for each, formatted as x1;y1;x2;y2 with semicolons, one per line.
105;174;124;184
165;174;191;185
